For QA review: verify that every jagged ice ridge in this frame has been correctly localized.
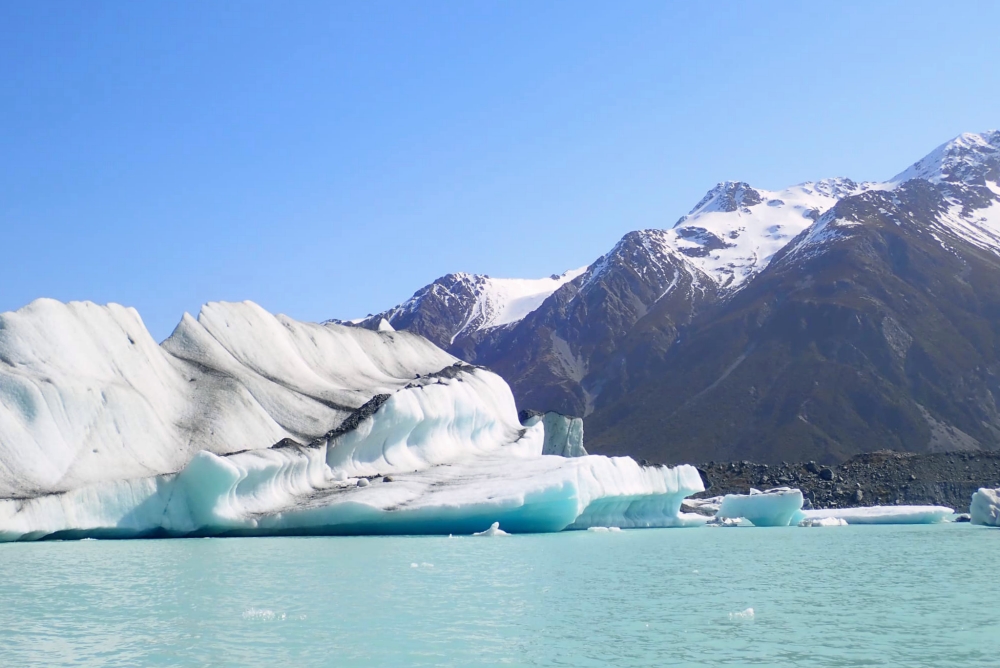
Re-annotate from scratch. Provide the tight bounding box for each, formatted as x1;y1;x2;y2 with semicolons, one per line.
0;300;704;540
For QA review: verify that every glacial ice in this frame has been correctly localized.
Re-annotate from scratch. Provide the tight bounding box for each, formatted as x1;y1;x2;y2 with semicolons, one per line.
0;300;705;541
473;522;509;536
519;411;587;458
716;487;804;527
970;488;1000;527
799;505;954;525
798;517;848;527
681;496;723;517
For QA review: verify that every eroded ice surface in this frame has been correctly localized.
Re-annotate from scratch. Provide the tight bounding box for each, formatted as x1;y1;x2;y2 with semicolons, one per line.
970;488;1000;527
716;488;804;527
0;300;704;541
800;506;954;525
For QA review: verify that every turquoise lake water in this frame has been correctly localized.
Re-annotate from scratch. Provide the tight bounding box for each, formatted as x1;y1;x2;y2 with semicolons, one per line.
0;524;997;667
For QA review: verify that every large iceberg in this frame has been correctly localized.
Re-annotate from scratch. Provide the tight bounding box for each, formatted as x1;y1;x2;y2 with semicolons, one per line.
716;488;804;527
970;488;1000;527
0;300;703;540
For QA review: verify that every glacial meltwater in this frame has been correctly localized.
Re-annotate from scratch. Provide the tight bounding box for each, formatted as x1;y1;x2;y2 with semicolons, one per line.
1;524;997;667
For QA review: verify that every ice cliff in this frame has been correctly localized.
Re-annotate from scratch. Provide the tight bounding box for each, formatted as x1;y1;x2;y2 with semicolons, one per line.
970;488;1000;527
0;300;703;540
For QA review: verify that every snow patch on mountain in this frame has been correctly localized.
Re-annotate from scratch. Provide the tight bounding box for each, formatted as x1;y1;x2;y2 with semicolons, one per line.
892;131;1000;185
668;179;878;289
447;268;588;340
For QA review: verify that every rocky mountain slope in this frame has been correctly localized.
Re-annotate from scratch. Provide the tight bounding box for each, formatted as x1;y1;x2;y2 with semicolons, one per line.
336;131;1000;465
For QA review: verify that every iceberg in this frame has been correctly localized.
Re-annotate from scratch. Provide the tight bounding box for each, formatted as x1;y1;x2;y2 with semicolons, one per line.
473;522;510;536
0;300;704;541
798;517;848;527
970;488;1000;527
799;505;954;525
716;487;804;527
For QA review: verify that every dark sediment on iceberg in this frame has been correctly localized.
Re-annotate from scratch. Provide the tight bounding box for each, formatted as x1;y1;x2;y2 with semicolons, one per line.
693;451;1000;511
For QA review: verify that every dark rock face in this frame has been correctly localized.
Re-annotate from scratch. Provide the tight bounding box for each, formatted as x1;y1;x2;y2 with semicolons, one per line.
585;175;1000;464
695;451;1000;512
467;230;714;418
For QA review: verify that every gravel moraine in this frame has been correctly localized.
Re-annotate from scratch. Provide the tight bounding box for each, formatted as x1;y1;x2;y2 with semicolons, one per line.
691;451;1000;512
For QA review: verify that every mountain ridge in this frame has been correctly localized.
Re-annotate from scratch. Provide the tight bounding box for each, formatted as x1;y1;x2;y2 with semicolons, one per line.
333;130;1000;464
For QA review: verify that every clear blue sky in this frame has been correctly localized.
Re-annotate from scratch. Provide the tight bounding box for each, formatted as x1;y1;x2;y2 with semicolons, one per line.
3;2;999;340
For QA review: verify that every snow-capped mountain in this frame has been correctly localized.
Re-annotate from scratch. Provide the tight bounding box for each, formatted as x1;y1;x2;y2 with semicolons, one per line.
665;178;879;289
331;268;586;352
336;130;1000;466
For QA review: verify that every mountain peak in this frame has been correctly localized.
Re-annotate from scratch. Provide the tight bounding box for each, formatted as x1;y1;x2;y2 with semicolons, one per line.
892;130;1000;186
683;181;764;219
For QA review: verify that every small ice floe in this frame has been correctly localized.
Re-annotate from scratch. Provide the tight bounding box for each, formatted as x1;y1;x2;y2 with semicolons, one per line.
410;562;433;568
717;487;804;527
242;608;285;621
801;505;953;525
355;478;370;488
798;516;848;527
586;526;622;533
473;522;510;536
706;516;743;527
728;607;754;621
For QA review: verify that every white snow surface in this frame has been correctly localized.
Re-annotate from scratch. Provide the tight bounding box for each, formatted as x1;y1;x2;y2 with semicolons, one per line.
970;488;1000;527
716;487;804;527
891;131;1000;184
395;268;588;343
800;505;954;525
0;299;705;540
666;179;877;290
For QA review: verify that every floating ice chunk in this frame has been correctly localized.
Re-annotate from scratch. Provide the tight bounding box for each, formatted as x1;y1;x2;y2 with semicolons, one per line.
717;487;804;527
970;488;1000;527
798;516;848;527
473;522;510;536
728;608;754;621
706;516;743;527
586;526;622;533
681;496;723;517
242;608;284;621
356;478;370;488
801;505;953;525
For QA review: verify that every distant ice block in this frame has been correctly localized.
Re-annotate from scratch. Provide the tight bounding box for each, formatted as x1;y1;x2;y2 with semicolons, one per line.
798;517;848;527
716;487;804;527
970;488;1000;527
800;505;954;525
0;300;705;541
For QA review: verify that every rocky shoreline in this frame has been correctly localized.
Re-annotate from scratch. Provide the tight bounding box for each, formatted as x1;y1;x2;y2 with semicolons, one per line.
690;451;1000;512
